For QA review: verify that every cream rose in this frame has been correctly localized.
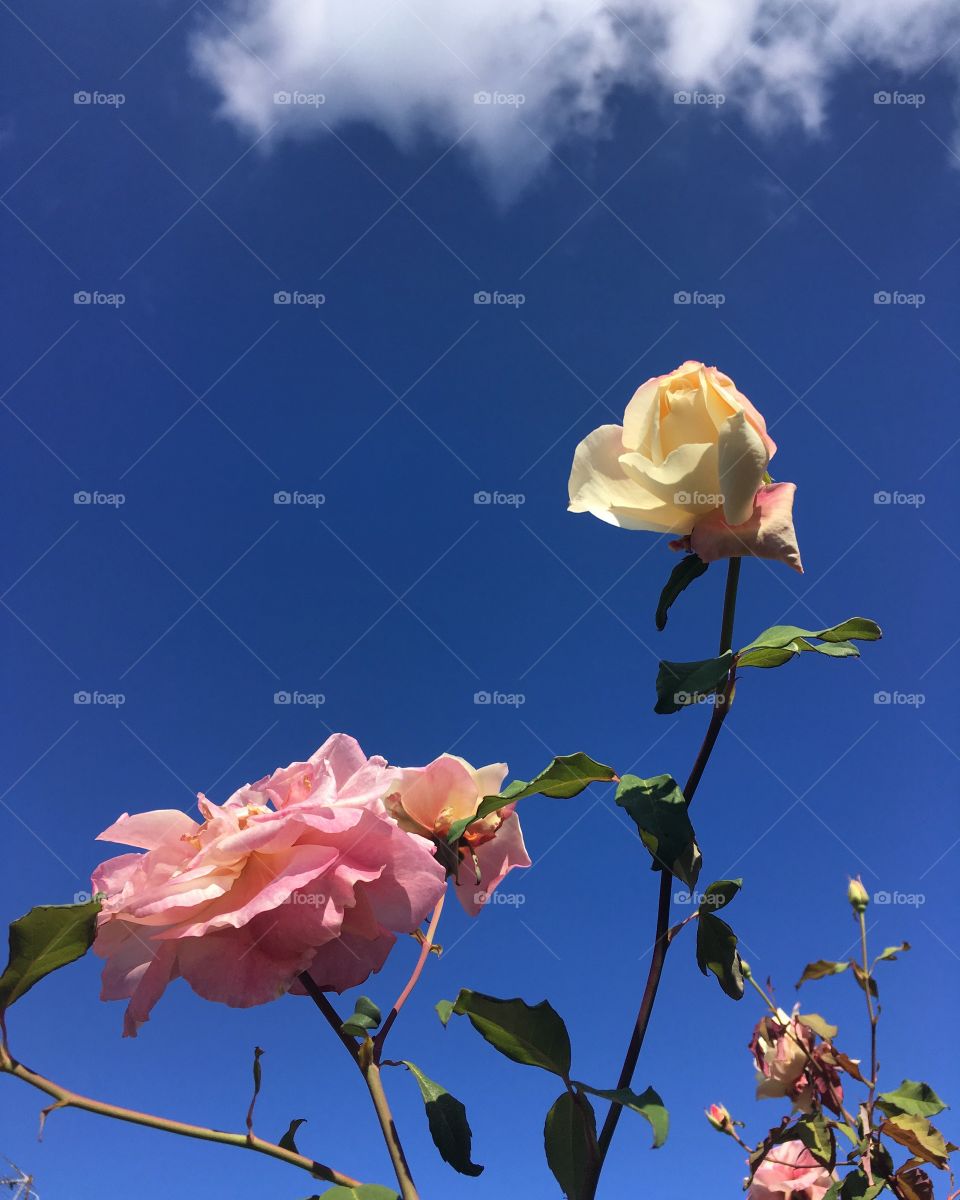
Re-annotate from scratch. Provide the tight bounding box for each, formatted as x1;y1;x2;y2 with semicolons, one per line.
568;361;802;571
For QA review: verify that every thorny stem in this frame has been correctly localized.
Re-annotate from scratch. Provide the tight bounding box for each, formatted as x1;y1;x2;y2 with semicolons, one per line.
0;1042;360;1187
585;557;742;1197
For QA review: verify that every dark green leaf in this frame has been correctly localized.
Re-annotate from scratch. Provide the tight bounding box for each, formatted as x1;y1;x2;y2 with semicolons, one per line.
0;898;102;1016
447;754;617;842
575;1083;668;1148
341;996;381;1038
279;1118;306;1152
795;960;850;989
544;1091;597;1200
697;879;742;915
436;989;571;1077
399;1061;483;1177
655;555;709;631
877;1081;947;1119
615;774;701;889
654;653;732;715
696;912;744;1000
838;1171;887;1199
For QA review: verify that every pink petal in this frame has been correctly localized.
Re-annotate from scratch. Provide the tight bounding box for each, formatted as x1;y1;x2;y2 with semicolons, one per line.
96;809;198;850
675;483;802;573
455;812;531;916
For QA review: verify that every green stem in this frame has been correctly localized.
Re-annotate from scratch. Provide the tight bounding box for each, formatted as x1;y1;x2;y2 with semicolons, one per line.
0;1044;360;1186
858;910;879;1184
585;556;742;1198
361;1055;419;1200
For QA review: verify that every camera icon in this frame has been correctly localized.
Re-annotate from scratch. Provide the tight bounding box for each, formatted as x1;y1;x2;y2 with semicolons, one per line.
873;691;891;704
73;490;92;504
674;91;691;104
474;91;491;105
273;91;292;104
274;691;292;704
673;291;691;304
273;491;292;505
874;890;891;904
873;491;891;504
473;291;491;305
473;490;492;505
273;291;291;304
74;291;92;305
873;91;891;105
73;690;92;704
73;91;91;105
674;491;691;505
873;291;891;305
473;690;492;704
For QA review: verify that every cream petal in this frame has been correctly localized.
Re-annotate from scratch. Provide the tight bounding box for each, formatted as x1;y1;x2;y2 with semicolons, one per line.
717;410;769;526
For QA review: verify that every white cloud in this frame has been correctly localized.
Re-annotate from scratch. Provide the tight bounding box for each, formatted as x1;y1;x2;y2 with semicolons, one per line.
193;0;960;197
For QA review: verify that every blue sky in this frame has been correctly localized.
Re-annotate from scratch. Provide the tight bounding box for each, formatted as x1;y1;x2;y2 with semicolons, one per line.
1;3;959;1198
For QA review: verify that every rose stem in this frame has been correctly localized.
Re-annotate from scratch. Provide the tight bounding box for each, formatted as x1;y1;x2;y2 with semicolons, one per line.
858;909;879;1183
373;893;445;1061
0;1043;360;1187
584;555;742;1198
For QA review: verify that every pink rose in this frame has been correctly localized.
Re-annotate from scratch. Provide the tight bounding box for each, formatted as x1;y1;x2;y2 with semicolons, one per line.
568;362;802;572
385;754;531;916
92;734;445;1036
748;1140;834;1200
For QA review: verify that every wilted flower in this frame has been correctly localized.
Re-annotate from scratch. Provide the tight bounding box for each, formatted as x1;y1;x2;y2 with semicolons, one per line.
750;1009;844;1115
748;1140;834;1200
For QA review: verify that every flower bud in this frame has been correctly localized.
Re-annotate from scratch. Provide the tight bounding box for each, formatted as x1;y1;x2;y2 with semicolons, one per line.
847;876;869;913
740;959;753;980
705;1103;733;1134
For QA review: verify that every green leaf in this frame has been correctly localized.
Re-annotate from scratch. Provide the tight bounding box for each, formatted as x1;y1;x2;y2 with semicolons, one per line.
738;639;861;668
279;1118;306;1152
654;653;732;715
0;898;102;1016
447;754;617;842
737;618;881;669
310;1187;400;1200
798;1013;838;1040
879;1114;948;1168
614;775;701;889
851;962;878;998
436;989;571;1077
341;996;381;1038
697;879;742;915
655;554;709;631
837;1171;888;1199
875;942;911;964
793;1112;835;1167
696;912;744;1000
544;1091;597;1200
575;1083;668;1148
398;1061;483;1177
795;960;850;988
877;1080;947;1119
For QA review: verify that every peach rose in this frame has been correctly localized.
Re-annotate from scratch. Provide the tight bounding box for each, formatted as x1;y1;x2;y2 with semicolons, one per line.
568;361;802;571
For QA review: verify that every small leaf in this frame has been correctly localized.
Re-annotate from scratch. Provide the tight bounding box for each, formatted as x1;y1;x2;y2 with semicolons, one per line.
851;962;878;998
696;912;744;1000
0;898;103;1017
575;1083;668;1148
893;1165;935;1200
310;1187;400;1200
877;1080;947;1120
740;618;882;653
738;639;861;668
447;754;617;842
798;1013;838;1040
655;554;709;631
398;1061;483;1177
341;996;381;1038
795;960;850;989
544;1091;596;1200
436;989;571;1077
880;1114;948;1168
875;942;911;964
698;879;742;915
654;653;732;715
615;774;701;889
279;1118;306;1152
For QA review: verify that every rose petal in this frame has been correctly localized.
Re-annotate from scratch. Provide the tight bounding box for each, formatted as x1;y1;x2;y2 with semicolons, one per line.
717;410;769;526
455;812;531;916
685;483;802;573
